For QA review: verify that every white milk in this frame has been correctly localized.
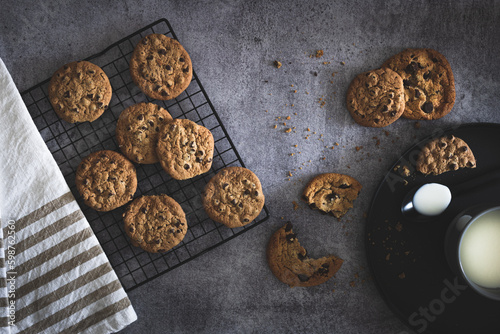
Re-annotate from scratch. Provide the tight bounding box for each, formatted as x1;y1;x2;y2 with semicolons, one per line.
413;183;452;216
460;210;500;289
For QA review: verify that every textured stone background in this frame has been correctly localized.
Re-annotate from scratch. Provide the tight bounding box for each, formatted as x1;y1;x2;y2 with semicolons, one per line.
1;1;499;333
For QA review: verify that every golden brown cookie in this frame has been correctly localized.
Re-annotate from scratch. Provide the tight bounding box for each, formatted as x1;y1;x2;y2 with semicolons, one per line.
266;222;343;287
346;68;405;127
302;173;362;219
416;135;476;175
129;34;193;100
75;150;137;211
156;118;214;180
382;48;455;120
202;167;265;228
48;61;112;123
116;102;173;164
123;195;187;253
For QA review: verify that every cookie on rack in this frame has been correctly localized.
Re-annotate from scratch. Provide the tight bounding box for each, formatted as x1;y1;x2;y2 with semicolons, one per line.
346;68;405;127
75;150;137;211
266;222;343;287
116;102;173;164
48;60;112;123
129;33;193;100
123;195;187;253
416;135;476;175
302;173;362;219
382;48;455;120
202;167;265;228
156;118;214;180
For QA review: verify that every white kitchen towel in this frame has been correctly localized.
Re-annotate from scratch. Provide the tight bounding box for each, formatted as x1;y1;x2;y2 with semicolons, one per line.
0;58;137;333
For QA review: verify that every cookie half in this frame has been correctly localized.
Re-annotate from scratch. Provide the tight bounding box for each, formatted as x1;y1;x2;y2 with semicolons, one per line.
382;48;456;120
266;222;343;287
202;167;265;228
156;118;214;180
416;135;476;175
302;173;362;219
116;102;173;164
48;61;112;123
75;150;137;211
123;195;187;253
346;68;405;127
129;34;193;100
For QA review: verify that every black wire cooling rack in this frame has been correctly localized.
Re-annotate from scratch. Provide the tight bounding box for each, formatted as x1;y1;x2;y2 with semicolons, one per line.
20;18;270;291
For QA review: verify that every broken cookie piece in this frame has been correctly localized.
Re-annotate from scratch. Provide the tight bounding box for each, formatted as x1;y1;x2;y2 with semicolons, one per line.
301;173;362;219
416;135;476;175
266;222;343;287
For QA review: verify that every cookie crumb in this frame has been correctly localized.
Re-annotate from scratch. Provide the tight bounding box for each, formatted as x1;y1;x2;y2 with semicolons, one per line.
274;60;282;68
395;222;403;232
285;128;292;133
385;253;391;261
292;201;299;210
315;50;324;58
349;281;356;287
340;61;345;66
398;272;406;279
414;121;421;129
355;146;363;151
273;125;277;129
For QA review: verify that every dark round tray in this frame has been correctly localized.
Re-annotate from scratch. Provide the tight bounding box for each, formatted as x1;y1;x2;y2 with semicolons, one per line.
366;123;500;334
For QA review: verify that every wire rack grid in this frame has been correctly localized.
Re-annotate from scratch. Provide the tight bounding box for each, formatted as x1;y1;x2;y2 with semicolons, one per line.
19;18;270;291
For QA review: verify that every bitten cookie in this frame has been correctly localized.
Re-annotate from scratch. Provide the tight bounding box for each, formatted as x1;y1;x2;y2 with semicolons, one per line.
48;61;112;123
75;150;137;211
382;48;456;120
346;68;405;127
116;102;173;164
416;135;476;175
266;222;343;287
202;167;265;228
302;173;362;219
129;33;193;100
123;195;187;253
156;118;214;180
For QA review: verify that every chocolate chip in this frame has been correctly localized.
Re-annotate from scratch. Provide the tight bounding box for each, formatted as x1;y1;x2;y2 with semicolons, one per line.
222;183;229;190
318;263;330;275
155;127;160;132
161;91;169;97
96;102;103;107
142;38;148;45
421;102;434;113
432;57;438;63
88;69;95;74
155;239;161;244
183;67;189;73
146;55;153;60
467;161;475;167
414;89;421;98
195;157;201;163
184;164;190;170
129;227;134;232
284;222;293;232
298;274;310;282
71;108;79;113
159;116;164;122
63;91;70;98
405;61;418;74
231;199;237;205
449;162;458;170
390;111;396;116
137;114;144;121
254;191;259;196
309;203;317;209
298;253;306;261
141;126;147;130
244;189;250;195
141;207;147;214
158;49;167;55
87;93;94;99
460;146;468;152
423;71;431;80
148;120;154;127
165;65;172;70
326;193;339;201
243;218;249;223
95;94;101;100
439;142;447;148
238;203;243;208
382;105;388;112
403;79;411;87
179;57;185;62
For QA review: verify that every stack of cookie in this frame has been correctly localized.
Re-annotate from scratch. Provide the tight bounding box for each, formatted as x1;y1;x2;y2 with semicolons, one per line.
347;48;456;127
49;33;265;254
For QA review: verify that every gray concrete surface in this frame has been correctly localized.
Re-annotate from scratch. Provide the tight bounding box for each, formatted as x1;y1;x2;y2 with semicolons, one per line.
1;1;499;333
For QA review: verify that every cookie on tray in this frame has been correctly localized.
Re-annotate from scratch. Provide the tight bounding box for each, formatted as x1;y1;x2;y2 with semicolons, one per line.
346;68;405;127
48;60;112;123
123;195;187;253
416;135;476;175
302;173;362;219
75;150;137;211
266;222;343;287
382;48;455;120
156;118;214;180
202;167;265;228
129;33;193;100
116;102;173;164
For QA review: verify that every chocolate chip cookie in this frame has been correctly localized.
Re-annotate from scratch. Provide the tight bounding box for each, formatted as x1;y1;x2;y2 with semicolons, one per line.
382;48;456;120
266;222;343;287
202;167;265;228
116;102;173;164
346;68;405;127
123;195;187;253
48;61;112;123
75;150;137;211
416;135;476;175
302;173;362;219
156;118;214;180
129;34;193;100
